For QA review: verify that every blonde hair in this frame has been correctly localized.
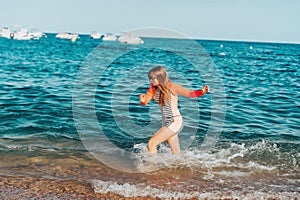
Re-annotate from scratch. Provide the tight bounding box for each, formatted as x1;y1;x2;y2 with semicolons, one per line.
148;66;170;106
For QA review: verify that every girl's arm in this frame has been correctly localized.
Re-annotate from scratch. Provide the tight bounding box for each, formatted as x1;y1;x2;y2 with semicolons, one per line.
169;82;208;98
140;84;155;106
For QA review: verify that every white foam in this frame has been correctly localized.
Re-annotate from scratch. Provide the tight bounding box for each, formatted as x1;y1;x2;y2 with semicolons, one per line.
91;179;300;200
132;143;182;172
131;140;280;176
91;180;201;199
243;161;276;171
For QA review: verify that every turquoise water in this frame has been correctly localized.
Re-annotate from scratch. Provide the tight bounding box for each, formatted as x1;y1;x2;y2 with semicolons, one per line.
0;34;299;198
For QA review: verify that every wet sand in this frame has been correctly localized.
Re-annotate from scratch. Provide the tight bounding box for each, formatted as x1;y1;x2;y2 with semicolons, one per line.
2;175;298;200
1;150;299;199
0;150;211;199
0;176;159;200
0;151;171;199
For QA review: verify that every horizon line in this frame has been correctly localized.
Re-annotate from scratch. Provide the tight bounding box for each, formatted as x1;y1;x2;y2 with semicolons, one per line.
43;31;300;45
2;26;299;45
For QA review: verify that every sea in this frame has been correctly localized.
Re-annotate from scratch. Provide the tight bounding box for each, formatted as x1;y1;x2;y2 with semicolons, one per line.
0;33;299;199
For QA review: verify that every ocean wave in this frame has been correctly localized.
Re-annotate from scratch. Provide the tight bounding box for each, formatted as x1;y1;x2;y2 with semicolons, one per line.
131;140;299;177
91;179;300;199
0;132;83;152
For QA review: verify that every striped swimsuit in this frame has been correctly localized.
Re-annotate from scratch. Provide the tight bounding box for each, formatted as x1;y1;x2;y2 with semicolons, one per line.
154;87;183;133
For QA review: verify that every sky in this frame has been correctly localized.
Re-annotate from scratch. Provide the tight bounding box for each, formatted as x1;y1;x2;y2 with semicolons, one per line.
0;0;299;43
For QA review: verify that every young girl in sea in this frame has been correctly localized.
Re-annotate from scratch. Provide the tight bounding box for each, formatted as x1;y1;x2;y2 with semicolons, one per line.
139;65;209;154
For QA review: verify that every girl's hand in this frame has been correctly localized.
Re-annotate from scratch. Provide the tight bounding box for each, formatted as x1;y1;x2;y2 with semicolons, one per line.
202;85;209;94
139;94;146;102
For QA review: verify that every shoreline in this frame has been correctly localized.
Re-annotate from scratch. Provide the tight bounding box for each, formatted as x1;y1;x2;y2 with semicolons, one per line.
0;175;157;200
0;144;299;199
0;150;299;199
1;175;299;200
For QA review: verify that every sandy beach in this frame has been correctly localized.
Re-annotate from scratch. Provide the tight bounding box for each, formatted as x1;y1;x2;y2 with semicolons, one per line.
0;176;161;200
1;149;299;199
1;175;298;199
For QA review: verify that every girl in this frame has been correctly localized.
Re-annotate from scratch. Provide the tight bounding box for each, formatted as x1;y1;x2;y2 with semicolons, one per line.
139;66;209;154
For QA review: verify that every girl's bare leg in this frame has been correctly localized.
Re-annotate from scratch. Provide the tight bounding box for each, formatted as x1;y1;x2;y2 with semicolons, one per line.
167;134;180;154
148;127;176;154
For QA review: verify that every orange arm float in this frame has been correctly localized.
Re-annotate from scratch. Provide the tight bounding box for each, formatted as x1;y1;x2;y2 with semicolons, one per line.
140;84;156;106
169;82;206;98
